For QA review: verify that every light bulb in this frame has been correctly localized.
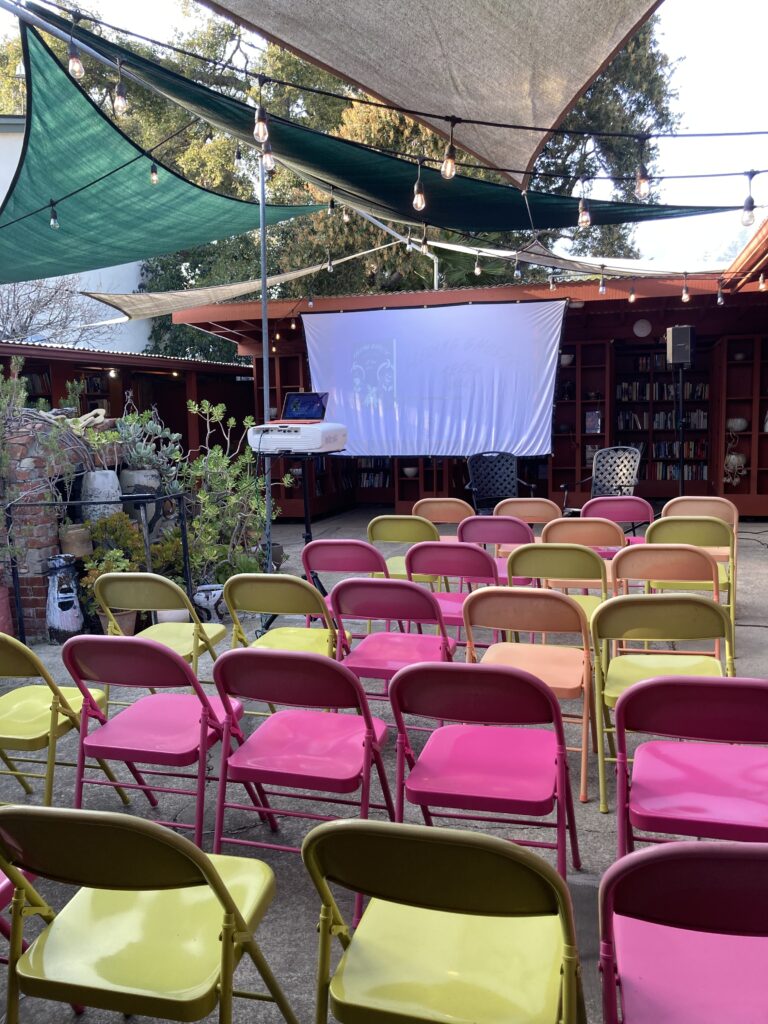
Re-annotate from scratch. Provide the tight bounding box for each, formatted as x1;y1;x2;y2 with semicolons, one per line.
327;193;335;216
474;255;481;276
759;273;766;292
108;368;117;379
326;251;333;273
420;229;429;255
262;142;275;172
172;371;179;378
254;105;269;143
578;197;591;229
342;208;351;224
513;259;522;280
717;281;725;306
271;345;276;353
275;332;280;341
68;41;84;81
549;275;556;291
49;201;59;230
150;162;158;186
307;297;314;308
598;273;606;295
114;79;128;116
413;177;426;212
441;143;456;180
742;195;755;227
635;163;651;200
628;286;636;303
290;318;296;329
681;274;690;303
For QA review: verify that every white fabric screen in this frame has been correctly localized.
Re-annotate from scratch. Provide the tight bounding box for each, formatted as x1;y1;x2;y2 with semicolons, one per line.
303;300;565;457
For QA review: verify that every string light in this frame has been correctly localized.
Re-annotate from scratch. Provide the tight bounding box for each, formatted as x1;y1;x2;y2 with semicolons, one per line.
262;141;275;172
413;159;426;212
49;200;59;230
441;120;457;180
290;318;296;329
420;225;429;255
150;161;158;185
513;258;522;279
114;62;128;116
271;344;276;352
327;189;335;216
578;195;591;229
342;207;351;224
275;332;281;340
742;171;756;226
634;137;651;199
681;272;690;303
598;270;606;295
254;76;269;143
628;286;636;303
474;254;481;276
717;279;725;306
549;274;556;291
760;273;766;292
326;249;333;273
307;296;314;308
68;39;84;80
108;368;117;379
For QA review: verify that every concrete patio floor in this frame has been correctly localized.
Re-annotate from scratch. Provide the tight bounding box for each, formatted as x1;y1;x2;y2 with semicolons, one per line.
2;507;767;1024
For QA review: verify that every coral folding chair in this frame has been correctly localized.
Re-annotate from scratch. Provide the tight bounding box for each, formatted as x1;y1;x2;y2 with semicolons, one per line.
95;572;226;674
591;593;734;813
332;578;456;701
507;542;608;623
63;635;239;847
405;541;498;642
581;495;653;542
0;633;123;807
615;675;768;856
542;516;626;557
0;805;299;1024
389;662;580;877
600;841;768;1024
463;587;592;802
224;572;345;656
212;648;394;859
303;819;584;1024
457;514;534;580
494;496;562;527
412;497;474;541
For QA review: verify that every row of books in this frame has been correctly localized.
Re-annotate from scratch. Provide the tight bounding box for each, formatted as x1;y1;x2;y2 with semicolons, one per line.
615;381;710;401
634;353;669;372
650;441;709;459
617;410;709;430
644;463;709;481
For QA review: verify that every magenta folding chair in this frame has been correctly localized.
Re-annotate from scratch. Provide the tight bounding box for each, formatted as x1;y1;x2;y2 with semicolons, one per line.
600;841;768;1024
212;648;394;860
389;662;580;878
331;578;456;701
405;541;499;644
615;675;768;857
456;514;535;581
62;635;241;847
581;495;653;544
301;539;390;636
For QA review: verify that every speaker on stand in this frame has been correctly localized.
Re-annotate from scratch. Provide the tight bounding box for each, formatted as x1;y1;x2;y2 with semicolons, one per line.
666;326;694;496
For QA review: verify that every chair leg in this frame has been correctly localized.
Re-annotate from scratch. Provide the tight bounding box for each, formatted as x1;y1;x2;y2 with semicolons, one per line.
373;750;396;821
564;767;582;872
219;912;235;1024
596;700;609;814
0;751;33;796
578;694;589;804
125;762;160;807
244;936;301;1024
6;889;24;1024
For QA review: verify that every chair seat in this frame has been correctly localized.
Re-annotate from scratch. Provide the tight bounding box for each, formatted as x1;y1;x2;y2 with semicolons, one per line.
432;591;468;627
329;896;564;1024
136;621;227;660
83;693;242;767
406;724;557;815
16;853;274;1020
249;626;339;656
227;708;388;792
629;739;768;840
0;686;106;751
343;633;456;680
481;644;586;699
603;654;722;707
614;913;768;1024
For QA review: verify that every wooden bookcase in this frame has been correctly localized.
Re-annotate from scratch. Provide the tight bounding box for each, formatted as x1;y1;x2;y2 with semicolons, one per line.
715;335;768;515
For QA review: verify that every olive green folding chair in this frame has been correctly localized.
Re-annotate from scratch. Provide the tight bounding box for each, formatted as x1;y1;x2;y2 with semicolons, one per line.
507;542;608;623
95;572;226;674
0;633;126;807
592;593;734;814
302;819;585;1024
224;572;347;656
367;515;439;581
0;806;299;1024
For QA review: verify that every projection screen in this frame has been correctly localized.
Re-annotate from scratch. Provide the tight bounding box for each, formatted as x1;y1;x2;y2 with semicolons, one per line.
303;300;566;456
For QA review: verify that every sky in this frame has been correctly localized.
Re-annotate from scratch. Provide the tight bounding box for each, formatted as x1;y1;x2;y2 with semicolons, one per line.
1;0;766;271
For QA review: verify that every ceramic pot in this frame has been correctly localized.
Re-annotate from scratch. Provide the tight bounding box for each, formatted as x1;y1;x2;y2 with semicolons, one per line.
119;468;161;525
97;609;137;635
81;470;121;522
59;524;93;559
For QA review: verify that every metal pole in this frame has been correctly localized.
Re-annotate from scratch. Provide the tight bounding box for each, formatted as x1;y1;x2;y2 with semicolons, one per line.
259;153;273;574
677;364;685;496
177;494;194;599
4;505;25;645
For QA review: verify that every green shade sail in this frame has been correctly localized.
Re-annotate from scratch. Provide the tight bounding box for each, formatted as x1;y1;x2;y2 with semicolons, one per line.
22;3;737;235
0;26;320;285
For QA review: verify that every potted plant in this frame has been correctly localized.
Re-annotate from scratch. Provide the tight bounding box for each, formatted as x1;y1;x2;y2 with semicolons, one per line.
79;548;136;635
78;511;145;634
37;417;93;557
0;357;28;635
81;427;122;521
116;403;182;533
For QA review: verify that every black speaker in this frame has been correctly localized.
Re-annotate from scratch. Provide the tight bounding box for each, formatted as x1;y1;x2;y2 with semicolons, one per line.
666;325;694;365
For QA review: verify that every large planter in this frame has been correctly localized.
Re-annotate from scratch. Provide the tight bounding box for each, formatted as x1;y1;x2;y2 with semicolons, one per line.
97;609;137;636
0;585;14;636
59;524;93;559
81;470;122;523
119;468;161;526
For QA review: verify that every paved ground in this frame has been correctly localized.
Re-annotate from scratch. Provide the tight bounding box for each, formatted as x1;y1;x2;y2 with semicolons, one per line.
2;508;767;1024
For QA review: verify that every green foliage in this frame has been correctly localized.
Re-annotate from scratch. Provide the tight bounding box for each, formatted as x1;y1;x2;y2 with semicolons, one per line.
116;408;183;490
79;548;133;617
59;379;86;414
149;528;185;585
79;511;145;616
83;428;121;470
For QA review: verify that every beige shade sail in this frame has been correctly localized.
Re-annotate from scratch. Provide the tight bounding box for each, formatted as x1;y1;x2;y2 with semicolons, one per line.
202;0;660;185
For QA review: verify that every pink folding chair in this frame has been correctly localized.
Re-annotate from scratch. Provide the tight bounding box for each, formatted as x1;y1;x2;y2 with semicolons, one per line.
62;635;241;847
405;541;499;643
212;648;394;859
456;514;534;581
301;539;390;635
331;578;456;701
600;841;768;1024
389;662;581;878
581;495;653;544
615;675;768;857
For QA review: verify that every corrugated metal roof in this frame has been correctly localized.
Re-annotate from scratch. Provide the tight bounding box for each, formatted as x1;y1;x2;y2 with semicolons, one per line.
0;338;245;369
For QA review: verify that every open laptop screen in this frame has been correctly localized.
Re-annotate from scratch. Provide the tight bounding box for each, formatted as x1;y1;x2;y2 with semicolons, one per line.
281;392;328;420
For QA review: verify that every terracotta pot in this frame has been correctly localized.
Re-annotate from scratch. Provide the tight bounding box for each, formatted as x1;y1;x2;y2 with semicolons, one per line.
97;610;137;636
59;524;93;559
0;586;14;636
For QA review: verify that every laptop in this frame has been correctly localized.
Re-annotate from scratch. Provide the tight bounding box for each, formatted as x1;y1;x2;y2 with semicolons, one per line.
273;391;329;424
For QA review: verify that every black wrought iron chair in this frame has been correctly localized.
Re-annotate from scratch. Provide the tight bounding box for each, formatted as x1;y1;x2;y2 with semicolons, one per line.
560;446;641;515
466;451;535;514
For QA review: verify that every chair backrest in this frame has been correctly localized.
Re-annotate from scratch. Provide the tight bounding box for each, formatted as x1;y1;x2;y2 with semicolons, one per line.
367;514;439;544
506;543;607;592
0;632;58;687
94;571;198;619
646;515;734;554
662;495;738;530
457;514;534;547
612;544;720;596
213;648;371;721
405;541;498;584
591;593;731;645
223;572;333;630
493;497;561;524
466;451;521;508
331;578;449;637
590;446;641;498
412;497;474;525
390;662;564;742
542;517;626;548
580;495;654;526
614;675;768;751
301;539;389;578
463;587;590;654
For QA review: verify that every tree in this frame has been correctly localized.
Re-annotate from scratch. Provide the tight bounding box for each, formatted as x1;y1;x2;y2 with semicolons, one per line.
0;277;114;349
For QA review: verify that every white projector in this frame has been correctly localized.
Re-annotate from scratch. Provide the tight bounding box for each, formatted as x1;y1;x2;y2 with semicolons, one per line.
247;422;348;455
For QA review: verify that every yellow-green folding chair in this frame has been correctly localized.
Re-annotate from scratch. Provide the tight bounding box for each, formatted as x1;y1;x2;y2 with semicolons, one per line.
507;542;608;623
592;593;734;813
367;515;439;581
0;633;124;806
0;806;299;1024
94;572;226;674
302;819;585;1024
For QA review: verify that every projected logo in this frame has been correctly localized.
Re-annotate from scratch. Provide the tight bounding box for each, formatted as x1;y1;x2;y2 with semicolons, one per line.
351;342;395;408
